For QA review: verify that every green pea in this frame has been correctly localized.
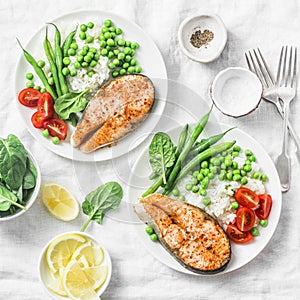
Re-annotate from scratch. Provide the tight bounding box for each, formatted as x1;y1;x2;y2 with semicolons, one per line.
83;45;90;52
87;22;94;29
225;158;232;167
34;85;41;91
245;159;251;165
191;186;198;193
128;66;135;73
42;129;50;138
40;88;46;93
261;174;268;182
87;51;94;58
130;58;137;66
192;171;199;178
112;71;119;78
68;48;76;56
100;41;107;48
172;188;180;197
102;27;109;34
245;149;253;156
125;55;132;62
125;41;131;47
124;47;131;55
109;26;116;32
99;34;106;41
77;55;84;62
81;62;89;68
233;145;241;152
116;27;122;35
26;81;34;88
233;174;241;181
259;219;268;227
220;163;226;170
104;32;112;40
119;68;126;75
201;161;208;169
52;137;60;144
112;58;120;66
185;184;192;191
232;162;238;169
190;178;198;185
251;227;259;236
197;173;204;181
135;65;142;73
207;172;214;179
249;155;256;162
47;77;54;85
233;169;240;175
100;49;108;56
222;150;228;157
199;189;207;196
252;172;260;179
131;42;139;49
87;70;95;78
241;177;248;185
86;36;94;43
210;166;218;174
108;62;116;70
202;197;211;206
202;168;209;176
79;32;86;40
232;151;239;158
218;173;226;181
131;49;136;56
150;233;158;241
145;226;153;235
37;60;46;68
219;156;225;163
108;51;114;59
62;67;70;76
231;201;239;210
94;54;100;61
63;57;71;65
104;19;112;27
106;38;114;47
84;55;92;63
90;60;97;67
117;38;126;46
243;164;252;172
226;172;233;180
117;53;125;60
178;195;185;201
240;170;246;176
123;62;130;69
26;72;34;80
113;49;120;56
74;61;81;69
80;24;87;32
70;69;77;77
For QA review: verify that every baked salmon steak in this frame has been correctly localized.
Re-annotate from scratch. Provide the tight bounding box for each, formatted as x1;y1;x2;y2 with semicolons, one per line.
71;74;155;153
134;194;231;274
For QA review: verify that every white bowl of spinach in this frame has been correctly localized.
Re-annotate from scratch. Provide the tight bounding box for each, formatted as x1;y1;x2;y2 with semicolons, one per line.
0;134;41;220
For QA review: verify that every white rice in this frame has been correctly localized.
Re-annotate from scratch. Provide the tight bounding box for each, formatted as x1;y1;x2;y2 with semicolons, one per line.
177;153;266;229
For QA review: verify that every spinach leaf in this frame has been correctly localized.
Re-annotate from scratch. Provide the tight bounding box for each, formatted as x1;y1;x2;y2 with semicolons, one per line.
0;135;27;191
54;88;89;120
80;182;123;232
0;185;26;211
149;132;176;185
22;158;37;190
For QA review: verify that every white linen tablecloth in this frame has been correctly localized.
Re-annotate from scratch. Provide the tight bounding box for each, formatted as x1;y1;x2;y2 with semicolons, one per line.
1;0;299;299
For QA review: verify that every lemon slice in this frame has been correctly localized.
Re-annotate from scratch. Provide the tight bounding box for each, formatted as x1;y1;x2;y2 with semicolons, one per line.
83;265;108;290
46;233;86;273
47;269;67;297
72;243;105;267
63;261;100;300
41;182;79;221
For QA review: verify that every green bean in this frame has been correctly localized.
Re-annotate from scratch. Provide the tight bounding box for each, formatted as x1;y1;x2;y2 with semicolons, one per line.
49;23;69;94
62;26;78;58
44;27;62;97
17;38;57;99
164;106;213;193
171;141;236;189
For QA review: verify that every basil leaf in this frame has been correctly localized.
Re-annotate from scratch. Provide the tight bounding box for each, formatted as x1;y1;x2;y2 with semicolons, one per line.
81;182;123;231
149;132;176;184
0;135;27;191
54;88;89;120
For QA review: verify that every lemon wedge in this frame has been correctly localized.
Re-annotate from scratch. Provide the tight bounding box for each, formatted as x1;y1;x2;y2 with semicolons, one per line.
72;243;105;267
46;233;86;273
41;182;79;221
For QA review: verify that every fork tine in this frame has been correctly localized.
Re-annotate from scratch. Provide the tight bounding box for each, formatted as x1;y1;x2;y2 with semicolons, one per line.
257;48;275;85
248;50;268;88
245;52;254;72
282;46;288;86
276;46;285;86
253;49;271;88
286;46;293;87
292;47;297;88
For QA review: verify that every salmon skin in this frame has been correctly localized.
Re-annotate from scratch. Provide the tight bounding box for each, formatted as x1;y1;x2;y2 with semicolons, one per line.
71;74;155;153
134;194;231;274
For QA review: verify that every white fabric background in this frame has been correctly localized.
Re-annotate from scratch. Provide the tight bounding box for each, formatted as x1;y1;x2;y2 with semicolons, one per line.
0;0;300;299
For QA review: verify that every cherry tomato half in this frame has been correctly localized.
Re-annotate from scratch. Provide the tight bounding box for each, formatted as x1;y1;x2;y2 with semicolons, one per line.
256;194;272;220
31;111;47;128
236;207;256;232
43;118;68;140
235;187;259;209
38;92;54;119
226;223;253;244
18;88;41;107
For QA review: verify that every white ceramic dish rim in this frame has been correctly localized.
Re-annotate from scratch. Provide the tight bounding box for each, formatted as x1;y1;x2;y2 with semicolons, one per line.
14;9;168;162
178;13;227;63
210;67;263;117
38;230;112;299
0;148;41;222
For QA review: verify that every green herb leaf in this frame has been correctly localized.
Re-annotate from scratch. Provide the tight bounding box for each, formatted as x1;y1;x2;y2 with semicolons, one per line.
22;158;37;190
81;182;123;232
54;88;89;120
149;133;176;184
0;185;26;211
0;135;27;191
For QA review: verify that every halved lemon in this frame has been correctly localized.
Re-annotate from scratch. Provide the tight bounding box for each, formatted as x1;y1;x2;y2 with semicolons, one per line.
41;182;79;221
46;233;86;273
72;242;105;267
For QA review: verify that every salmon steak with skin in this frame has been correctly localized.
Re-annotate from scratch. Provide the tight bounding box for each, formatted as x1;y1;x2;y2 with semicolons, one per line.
70;74;155;153
134;194;231;274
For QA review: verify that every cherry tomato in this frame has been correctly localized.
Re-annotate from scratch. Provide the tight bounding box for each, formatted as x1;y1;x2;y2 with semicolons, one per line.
18;88;41;107
31;111;47;128
43;118;68;140
235;187;259;209
38;92;54;119
256;194;272;220
226;223;253;244
236;207;256;232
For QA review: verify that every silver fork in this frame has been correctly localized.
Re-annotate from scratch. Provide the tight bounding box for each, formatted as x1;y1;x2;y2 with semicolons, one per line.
245;49;300;157
275;46;297;192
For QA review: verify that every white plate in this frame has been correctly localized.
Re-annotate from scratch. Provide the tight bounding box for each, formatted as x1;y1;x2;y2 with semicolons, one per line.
15;10;167;161
128;122;282;275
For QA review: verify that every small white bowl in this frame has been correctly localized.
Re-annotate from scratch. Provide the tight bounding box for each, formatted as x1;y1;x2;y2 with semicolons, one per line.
38;231;112;300
0;148;41;221
178;14;227;63
210;67;263;117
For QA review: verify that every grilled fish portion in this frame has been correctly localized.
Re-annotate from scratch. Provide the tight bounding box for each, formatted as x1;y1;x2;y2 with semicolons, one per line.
134;194;231;274
71;74;154;152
